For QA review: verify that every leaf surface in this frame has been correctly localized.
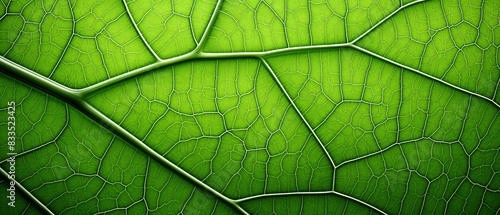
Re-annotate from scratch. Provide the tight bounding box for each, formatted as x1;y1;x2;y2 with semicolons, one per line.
1;0;499;214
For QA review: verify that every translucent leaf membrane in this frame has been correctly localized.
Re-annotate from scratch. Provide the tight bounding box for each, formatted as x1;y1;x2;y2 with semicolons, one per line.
89;59;333;199
358;0;500;102
0;73;238;214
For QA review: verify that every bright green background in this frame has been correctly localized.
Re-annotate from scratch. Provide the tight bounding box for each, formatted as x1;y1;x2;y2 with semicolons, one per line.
1;0;499;214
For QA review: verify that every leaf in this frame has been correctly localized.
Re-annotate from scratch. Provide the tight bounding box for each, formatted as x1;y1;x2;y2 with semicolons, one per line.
0;0;499;214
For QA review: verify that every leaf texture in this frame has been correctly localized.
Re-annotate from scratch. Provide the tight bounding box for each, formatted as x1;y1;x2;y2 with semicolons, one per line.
0;0;499;214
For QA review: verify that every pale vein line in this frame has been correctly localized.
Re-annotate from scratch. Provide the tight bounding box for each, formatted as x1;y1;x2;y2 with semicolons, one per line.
234;191;335;203
0;168;55;215
80;0;225;96
5;43;351;97
350;0;426;44
333;191;388;215
0;104;70;165
49;0;76;78
350;44;500;109
121;0;161;61
192;0;224;53
77;52;194;96
259;58;337;168
198;43;351;58
234;190;387;215
78;102;249;215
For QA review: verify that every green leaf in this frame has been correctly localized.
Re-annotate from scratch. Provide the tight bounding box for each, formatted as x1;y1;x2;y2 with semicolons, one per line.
1;0;499;214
